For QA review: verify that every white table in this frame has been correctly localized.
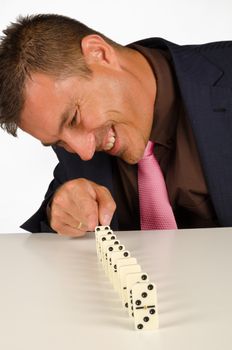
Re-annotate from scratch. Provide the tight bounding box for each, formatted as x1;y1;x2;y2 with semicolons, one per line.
0;228;232;350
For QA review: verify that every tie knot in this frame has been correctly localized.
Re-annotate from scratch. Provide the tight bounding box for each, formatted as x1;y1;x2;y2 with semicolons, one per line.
142;141;155;158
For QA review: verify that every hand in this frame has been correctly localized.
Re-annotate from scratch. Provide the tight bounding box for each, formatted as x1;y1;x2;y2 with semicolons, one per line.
49;178;116;237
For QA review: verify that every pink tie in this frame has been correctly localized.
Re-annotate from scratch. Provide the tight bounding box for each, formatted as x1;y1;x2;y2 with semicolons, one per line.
138;141;177;230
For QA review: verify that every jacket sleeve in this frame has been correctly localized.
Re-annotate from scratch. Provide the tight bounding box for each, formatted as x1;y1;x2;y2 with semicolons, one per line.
20;146;117;233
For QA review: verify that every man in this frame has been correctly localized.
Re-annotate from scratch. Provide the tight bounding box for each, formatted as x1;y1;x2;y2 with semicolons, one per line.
0;14;232;236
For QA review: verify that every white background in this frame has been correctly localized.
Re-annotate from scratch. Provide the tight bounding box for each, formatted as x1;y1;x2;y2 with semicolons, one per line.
0;0;231;233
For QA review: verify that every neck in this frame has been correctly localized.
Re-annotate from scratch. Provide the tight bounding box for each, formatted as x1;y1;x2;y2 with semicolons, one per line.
121;47;157;142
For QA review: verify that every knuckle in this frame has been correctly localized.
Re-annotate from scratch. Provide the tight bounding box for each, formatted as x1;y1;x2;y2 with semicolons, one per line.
49;211;64;232
99;186;115;203
65;179;80;191
99;184;110;195
50;219;62;232
50;203;62;220
77;178;88;186
104;199;116;212
52;193;64;206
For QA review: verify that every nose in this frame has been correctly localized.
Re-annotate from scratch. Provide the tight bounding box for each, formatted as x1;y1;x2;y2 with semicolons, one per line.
63;131;96;160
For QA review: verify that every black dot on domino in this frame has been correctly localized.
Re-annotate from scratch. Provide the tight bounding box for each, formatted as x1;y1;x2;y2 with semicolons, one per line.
150;309;155;315
109;247;113;251
144;317;149;322
148;284;154;290
141;274;147;280
102;237;106;241
137;324;143;330
135;300;141;306
119;245;123;250
96;227;100;231
124;252;129;257
125;303;128;308
142;292;147;298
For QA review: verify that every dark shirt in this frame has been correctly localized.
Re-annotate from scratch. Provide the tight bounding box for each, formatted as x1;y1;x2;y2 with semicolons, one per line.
113;45;219;230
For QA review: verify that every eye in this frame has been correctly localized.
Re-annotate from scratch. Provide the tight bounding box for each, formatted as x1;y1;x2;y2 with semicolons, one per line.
69;109;79;128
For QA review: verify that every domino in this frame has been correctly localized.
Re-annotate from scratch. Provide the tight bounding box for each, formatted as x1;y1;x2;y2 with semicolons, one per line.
95;225;112;244
95;225;114;255
94;226;159;331
131;282;158;331
97;232;116;262
118;264;142;309
126;272;149;317
105;243;125;277
108;250;130;283
113;257;137;293
101;239;120;271
95;225;111;234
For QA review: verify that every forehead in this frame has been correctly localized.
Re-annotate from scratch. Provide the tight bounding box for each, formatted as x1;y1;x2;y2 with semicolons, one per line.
20;73;77;138
24;72;76;107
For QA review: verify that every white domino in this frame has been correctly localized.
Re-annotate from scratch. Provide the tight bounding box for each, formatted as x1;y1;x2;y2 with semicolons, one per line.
95;226;114;251
118;264;142;309
95;225;112;243
101;239;120;271
108;250;130;283
105;243;125;277
131;282;158;331
126;272;149;317
97;232;116;262
114;257;137;293
94;226;159;331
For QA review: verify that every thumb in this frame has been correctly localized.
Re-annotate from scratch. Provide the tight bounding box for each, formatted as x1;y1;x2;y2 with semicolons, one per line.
94;184;116;226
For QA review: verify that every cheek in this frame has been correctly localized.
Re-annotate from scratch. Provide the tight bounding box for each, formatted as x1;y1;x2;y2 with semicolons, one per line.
81;107;107;129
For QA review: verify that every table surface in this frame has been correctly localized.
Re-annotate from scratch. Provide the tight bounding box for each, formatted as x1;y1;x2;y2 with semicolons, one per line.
0;228;232;350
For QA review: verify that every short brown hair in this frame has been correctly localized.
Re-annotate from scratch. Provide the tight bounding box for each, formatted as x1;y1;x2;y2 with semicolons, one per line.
0;14;121;136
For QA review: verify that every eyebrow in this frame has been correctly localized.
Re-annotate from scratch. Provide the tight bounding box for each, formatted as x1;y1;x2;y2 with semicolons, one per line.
41;107;72;147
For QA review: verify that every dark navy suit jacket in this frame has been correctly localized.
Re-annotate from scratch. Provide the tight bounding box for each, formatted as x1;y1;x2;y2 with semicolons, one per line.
21;38;232;232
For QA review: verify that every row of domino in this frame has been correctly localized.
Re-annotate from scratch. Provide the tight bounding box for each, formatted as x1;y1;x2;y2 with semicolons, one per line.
95;225;159;331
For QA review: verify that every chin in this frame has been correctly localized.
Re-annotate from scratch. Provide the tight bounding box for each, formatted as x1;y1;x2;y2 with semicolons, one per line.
122;152;140;165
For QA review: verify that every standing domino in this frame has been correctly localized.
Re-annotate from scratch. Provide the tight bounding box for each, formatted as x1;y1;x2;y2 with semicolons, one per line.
105;244;125;277
108;250;130;283
114;257;137;293
94;226;159;331
98;233;116;263
126;272;149;317
101;240;120;270
131;282;158;330
118;265;142;308
95;227;114;261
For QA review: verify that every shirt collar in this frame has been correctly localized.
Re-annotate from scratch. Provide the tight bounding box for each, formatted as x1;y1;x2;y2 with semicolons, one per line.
128;43;180;149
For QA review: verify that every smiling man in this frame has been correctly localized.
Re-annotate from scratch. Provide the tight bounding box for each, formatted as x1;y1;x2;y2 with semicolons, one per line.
1;14;232;236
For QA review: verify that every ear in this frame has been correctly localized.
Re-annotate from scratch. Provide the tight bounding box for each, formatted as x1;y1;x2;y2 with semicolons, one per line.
81;34;120;68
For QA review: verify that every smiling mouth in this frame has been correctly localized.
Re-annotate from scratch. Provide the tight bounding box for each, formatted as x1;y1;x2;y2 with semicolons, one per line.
103;127;116;151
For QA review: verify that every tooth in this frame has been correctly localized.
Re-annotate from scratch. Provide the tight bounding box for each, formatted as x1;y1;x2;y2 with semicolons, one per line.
105;142;114;150
109;136;115;143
